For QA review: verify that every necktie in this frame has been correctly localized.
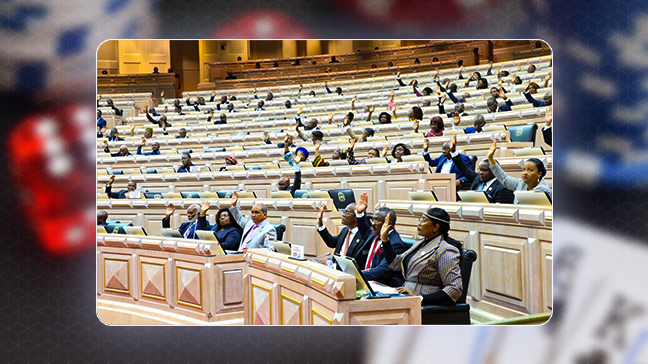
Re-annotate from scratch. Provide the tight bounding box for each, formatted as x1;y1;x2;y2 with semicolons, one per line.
365;237;381;270
342;231;351;256
184;221;197;239
478;182;486;191
240;224;259;251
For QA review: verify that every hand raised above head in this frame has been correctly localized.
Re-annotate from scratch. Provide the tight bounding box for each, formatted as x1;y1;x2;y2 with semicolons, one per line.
423;138;429;152
108;175;116;185
356;192;368;214
487;139;497;163
165;203;176;217
317;204;326;227
231;191;239;207
449;134;457;153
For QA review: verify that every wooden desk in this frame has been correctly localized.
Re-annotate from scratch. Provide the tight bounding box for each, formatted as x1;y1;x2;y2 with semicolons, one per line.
243;249;421;325
97;234;246;325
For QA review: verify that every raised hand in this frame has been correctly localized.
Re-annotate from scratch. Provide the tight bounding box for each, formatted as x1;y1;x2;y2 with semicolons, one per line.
297;106;304;116
299;84;303;91
314;140;321;153
439;94;447;104
349;138;357;150
263;131;269;140
369;105;375;113
525;80;532;92
165;203;176;218
414;121;420;133
317;204;326;227
293;152;303;164
164;106;168;113
397;72;401;78
356;192;368;214
139;139;147;146
423;138;429;152
380;213;393;242
200;200;210;216
545;105;552;127
499;86;507;99
211;90;216;96
108;175;116;185
449;134;457;153
131;123;136;130
231;191;238;207
382;144;389;157
97;95;102;101
160;91;164;98
103;140;109;148
453;112;461;127
487;139;497;164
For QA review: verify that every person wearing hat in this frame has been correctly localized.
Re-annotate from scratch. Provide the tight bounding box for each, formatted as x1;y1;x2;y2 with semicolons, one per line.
219;156;238;171
282;134;309;168
312;140;331;167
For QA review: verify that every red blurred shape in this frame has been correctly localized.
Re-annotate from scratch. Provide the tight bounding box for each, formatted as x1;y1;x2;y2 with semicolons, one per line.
215;12;314;39
334;0;498;26
8;105;95;255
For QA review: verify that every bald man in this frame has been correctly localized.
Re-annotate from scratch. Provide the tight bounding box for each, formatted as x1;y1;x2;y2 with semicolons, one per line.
229;191;276;251
97;210;109;226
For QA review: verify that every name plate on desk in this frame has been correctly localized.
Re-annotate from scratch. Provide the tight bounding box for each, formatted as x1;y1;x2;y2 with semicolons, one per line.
290;244;304;259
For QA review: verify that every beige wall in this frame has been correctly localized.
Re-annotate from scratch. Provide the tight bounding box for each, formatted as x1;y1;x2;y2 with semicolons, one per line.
117;40;170;74
170;41;199;94
199;40;249;82
97;40;119;74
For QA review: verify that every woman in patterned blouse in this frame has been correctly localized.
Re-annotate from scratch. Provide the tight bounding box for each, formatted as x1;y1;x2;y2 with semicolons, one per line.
380;207;463;305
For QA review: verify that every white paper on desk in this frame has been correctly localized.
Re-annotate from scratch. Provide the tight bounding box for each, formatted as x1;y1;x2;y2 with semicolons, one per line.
190;166;201;173
128;191;141;199
369;281;400;295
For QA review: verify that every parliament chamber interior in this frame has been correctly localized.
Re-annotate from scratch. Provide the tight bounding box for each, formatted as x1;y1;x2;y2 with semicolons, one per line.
96;40;553;326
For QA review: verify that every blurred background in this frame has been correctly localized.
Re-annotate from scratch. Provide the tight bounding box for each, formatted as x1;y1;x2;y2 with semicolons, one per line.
1;0;647;362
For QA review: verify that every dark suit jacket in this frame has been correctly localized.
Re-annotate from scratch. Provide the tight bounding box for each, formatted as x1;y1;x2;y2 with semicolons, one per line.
162;217;199;239
318;225;368;259
197;217;242;250
424;153;473;183
104;185;129;199
355;213;406;287
542;126;552;147
290;171;302;196
452;154;515;204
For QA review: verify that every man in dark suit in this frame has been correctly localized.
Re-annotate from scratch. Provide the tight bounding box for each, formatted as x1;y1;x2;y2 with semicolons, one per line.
316;203;368;260
177;153;195;173
422;139;473;187
162;202;202;239
487;87;514;113
354;192;406;287
104;175;141;199
448;135;515;204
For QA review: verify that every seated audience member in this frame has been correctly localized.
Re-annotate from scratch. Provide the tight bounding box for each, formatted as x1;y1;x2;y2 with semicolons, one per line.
345;125;375;142
176;128;188;139
415;115;445;137
229;191;276;251
542;106;552;147
273;62;279;68
97;210;109;226
524;77;552;107
414;57;421;64
106;128;124;142
219;156;238;171
438;98;468;118
381;207;463;305
283;139;309;167
103;175;141;199
408;106;424;123
277;158;302;196
453;114;486;134
486;88;514;113
152;67;159;74
97;110;107;137
527;64;537;73
284;100;293;109
438;80;470;104
196;202;243;251
354;192;406;287
377;111;392;124
312;140;331;167
255;62;262;69
162;202;202;239
347;139;387;165
390;143;411;163
103;141;132;157
447;135;515;203
486;140;553;203
225;71;237;80
317;203;369;258
207;110;228;124
329;56;339;63
387;61;394;67
173;105;185;115
422;139;472;187
177;153;195;173
136;139;161;155
254;100;266;111
140;127;154;139
101;70;108;75
350;97;376;121
296;122;324;144
145;108;167;128
325;82;343;96
97;97;123;117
